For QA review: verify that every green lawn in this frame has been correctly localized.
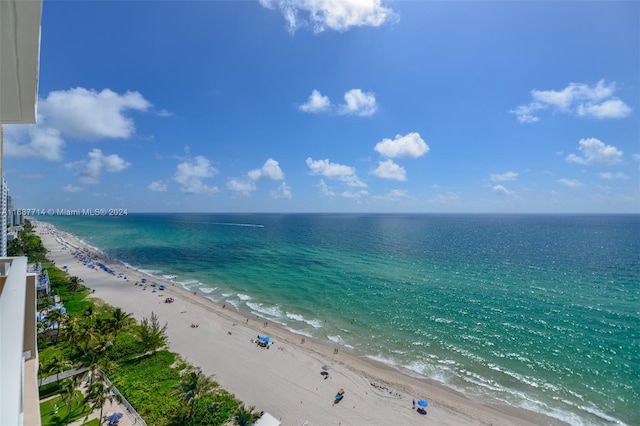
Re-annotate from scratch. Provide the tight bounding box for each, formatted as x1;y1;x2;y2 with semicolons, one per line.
40;392;91;426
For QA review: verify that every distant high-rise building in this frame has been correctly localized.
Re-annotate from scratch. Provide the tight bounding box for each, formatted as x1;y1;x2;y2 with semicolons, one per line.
7;193;14;227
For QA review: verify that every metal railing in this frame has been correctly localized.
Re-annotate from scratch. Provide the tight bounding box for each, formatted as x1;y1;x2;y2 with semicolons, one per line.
101;374;147;426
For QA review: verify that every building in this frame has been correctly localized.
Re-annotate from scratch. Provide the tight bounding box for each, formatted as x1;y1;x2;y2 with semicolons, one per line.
0;0;43;424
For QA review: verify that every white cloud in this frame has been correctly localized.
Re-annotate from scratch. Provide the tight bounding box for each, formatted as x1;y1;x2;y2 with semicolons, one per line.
39;87;151;140
490;171;518;182
299;88;377;116
62;184;83;192
598;172;629;180
271;182;292;199
565;138;623;166
340;189;369;199
148;181;168;192
374;132;429;158
173;155;219;194
317;179;335;196
299;90;332;113
576;99;632;119
226;178;257;196
371;159;406;181
558;178;583;187
492;185;514;196
248;158;285;181
260;0;396;34
511;79;631;122
3;126;65;160
306;157;367;187
66;149;131;184
339;89;377;116
3;87;152;161
374;189;408;201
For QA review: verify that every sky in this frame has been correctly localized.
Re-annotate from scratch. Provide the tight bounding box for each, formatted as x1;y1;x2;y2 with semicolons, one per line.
4;0;639;214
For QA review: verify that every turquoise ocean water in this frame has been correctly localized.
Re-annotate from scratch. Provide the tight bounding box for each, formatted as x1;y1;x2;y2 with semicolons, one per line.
40;214;639;425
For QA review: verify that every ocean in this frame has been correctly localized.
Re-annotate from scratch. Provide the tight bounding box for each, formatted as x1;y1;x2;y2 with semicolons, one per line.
39;213;639;425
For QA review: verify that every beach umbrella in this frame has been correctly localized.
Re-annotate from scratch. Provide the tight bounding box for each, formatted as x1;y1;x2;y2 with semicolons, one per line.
107;412;123;424
417;400;428;408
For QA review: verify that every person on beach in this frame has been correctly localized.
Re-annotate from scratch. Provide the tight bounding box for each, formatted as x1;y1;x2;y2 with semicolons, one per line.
412;399;416;409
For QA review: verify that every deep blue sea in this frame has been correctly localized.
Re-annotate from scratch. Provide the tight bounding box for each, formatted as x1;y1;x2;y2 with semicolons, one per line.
40;214;639;425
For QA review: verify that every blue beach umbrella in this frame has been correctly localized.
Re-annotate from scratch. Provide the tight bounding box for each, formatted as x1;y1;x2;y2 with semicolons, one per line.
107;412;123;423
417;400;428;408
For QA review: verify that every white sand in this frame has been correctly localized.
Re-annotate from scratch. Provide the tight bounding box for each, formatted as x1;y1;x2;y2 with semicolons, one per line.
34;221;564;426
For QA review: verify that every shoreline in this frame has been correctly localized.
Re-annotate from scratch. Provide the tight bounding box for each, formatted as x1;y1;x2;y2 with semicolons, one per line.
33;219;566;426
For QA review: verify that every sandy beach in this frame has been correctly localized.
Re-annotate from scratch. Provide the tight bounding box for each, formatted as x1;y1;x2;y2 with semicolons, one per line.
33;220;564;426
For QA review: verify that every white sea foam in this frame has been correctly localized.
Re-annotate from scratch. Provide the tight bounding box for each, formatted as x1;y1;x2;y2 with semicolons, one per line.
163;275;177;280
199;287;216;294
177;279;199;287
205;296;219;303
237;293;252;301
139;269;162;276
246;302;282;318
327;335;344;345
285;327;313;338
225;299;240;309
285;312;323;328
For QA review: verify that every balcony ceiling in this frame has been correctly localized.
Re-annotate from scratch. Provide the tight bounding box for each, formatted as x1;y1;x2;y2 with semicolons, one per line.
0;0;42;124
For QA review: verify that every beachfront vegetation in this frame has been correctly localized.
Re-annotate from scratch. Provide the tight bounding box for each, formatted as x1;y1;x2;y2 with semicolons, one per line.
7;219;47;262
138;311;169;354
37;247;262;426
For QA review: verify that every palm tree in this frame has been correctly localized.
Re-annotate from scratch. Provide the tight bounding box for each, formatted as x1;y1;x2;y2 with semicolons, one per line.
77;320;99;353
85;380;117;422
46;308;66;342
172;367;216;419
108;307;134;340
234;404;260;426
60;378;81;424
69;276;84;292
138;311;169;354
82;305;94;320
46;354;72;382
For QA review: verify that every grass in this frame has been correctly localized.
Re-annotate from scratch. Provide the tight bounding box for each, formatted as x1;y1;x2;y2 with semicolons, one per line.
40;392;90;426
109;351;185;426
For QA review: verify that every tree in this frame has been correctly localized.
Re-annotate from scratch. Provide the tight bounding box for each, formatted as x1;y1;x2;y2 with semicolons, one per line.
82;305;94;320
60;378;81;424
45;353;72;382
234;404;260;426
46;308;66;342
138;312;168;354
85;379;118;422
108;308;134;340
63;317;82;348
172;367;216;419
69;276;84;292
78;320;99;354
